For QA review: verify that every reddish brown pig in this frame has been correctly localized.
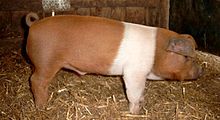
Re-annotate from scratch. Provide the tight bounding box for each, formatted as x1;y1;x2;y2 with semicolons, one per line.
25;12;202;114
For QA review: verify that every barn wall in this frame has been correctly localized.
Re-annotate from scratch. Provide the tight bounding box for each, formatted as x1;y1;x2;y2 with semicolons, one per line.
170;0;220;55
0;0;169;37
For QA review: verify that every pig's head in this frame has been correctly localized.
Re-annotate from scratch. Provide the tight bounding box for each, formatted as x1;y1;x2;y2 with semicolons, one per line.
153;34;202;80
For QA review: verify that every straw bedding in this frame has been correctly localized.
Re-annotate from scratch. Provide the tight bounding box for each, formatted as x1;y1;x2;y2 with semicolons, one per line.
0;36;219;119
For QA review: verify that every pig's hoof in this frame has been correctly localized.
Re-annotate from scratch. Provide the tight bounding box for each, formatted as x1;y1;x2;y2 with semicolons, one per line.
34;98;48;109
35;102;46;109
35;105;47;110
129;103;141;114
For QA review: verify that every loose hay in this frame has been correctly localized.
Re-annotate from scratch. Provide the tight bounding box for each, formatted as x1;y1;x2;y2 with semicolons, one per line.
0;37;219;120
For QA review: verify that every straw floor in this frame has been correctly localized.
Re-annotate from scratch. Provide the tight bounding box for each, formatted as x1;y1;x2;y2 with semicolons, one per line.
0;36;219;120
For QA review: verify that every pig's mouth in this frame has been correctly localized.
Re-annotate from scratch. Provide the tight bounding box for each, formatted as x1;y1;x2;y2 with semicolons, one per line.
177;67;203;80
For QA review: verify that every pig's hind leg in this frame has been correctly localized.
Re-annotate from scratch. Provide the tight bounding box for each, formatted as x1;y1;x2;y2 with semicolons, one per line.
30;63;61;108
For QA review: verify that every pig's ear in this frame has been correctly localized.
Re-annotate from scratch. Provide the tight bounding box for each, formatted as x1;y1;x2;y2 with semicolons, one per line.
180;34;198;48
166;38;196;57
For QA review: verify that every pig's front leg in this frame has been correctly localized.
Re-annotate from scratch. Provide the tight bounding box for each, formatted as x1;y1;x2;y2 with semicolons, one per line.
123;68;147;114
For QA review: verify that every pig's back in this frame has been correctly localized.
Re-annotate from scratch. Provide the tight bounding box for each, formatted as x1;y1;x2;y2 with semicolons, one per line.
27;15;125;74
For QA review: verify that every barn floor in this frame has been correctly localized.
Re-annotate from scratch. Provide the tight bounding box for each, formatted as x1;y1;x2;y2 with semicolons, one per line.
0;36;220;120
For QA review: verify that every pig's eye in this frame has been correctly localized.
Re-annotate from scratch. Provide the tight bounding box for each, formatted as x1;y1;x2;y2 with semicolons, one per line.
184;56;191;62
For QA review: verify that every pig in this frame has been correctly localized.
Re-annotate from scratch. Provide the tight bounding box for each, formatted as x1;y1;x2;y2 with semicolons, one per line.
25;12;202;114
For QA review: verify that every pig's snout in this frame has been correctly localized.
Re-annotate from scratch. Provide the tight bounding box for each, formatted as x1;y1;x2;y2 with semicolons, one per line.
198;66;203;77
197;65;203;78
190;63;203;79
